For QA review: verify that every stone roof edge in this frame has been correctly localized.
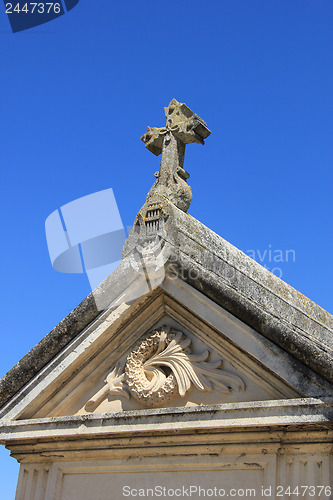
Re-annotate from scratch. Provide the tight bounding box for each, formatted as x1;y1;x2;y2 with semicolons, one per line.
165;205;333;383
179;215;333;330
1;202;332;410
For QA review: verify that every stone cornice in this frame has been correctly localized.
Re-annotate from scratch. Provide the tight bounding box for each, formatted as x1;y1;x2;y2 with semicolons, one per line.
1;399;332;446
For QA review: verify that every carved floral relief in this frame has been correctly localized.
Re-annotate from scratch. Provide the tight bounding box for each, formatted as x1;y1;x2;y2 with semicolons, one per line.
85;326;245;411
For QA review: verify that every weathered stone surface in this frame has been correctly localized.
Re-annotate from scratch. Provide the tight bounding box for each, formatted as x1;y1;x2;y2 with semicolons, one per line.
141;99;211;212
1;196;333;411
1;398;333;443
125;198;333;385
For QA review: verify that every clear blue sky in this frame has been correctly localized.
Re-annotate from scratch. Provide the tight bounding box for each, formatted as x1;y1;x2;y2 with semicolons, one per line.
1;1;332;497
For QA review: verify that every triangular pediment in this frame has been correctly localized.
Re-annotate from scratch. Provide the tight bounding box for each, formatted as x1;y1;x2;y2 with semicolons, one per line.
32;315;298;419
2;277;331;423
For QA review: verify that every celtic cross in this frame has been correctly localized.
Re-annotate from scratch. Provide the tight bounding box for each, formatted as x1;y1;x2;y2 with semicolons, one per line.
141;99;211;212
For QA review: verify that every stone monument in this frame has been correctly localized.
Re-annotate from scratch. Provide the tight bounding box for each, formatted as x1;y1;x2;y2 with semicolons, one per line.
0;100;332;500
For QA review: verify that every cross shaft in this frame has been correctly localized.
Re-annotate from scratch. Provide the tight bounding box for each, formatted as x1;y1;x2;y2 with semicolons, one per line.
141;99;211;212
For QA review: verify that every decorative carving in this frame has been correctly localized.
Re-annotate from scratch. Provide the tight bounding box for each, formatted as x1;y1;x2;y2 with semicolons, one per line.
85;326;245;411
141;99;211;212
125;201;170;257
85;365;130;412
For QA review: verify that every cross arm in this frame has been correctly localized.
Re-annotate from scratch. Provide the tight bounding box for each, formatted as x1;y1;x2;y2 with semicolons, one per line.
141;99;211;156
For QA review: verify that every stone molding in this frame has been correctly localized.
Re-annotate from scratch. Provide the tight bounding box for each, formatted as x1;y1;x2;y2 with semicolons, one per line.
1;398;332;446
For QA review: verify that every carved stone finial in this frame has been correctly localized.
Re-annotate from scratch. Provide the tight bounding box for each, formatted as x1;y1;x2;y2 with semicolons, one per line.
141;99;211;212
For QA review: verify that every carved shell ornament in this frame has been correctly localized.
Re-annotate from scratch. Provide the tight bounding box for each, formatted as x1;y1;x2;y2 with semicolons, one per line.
85;326;245;411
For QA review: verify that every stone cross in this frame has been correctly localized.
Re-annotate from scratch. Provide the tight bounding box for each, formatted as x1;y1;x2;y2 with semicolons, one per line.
141;99;211;212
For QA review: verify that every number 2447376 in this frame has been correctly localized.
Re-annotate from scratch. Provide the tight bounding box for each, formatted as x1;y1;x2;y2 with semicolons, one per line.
6;3;61;14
